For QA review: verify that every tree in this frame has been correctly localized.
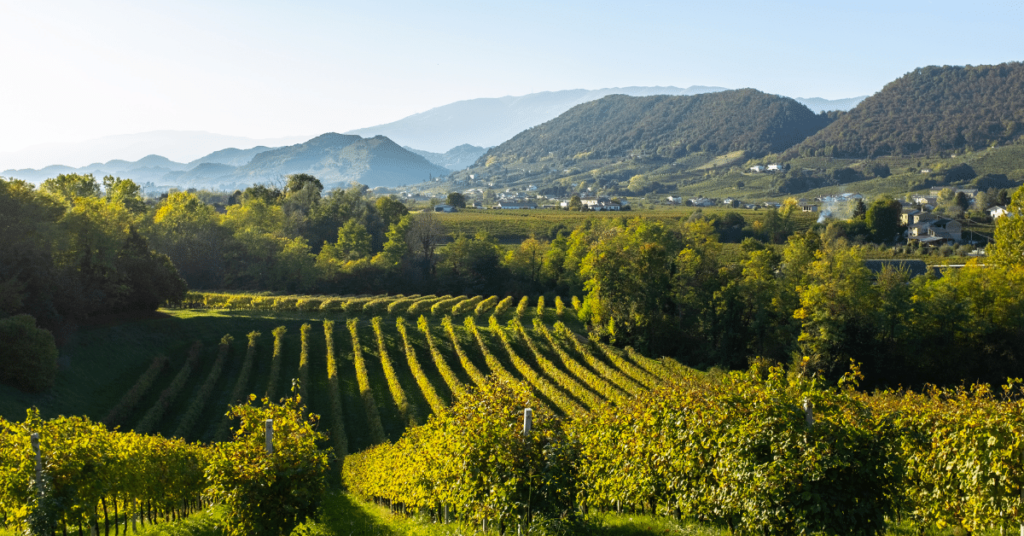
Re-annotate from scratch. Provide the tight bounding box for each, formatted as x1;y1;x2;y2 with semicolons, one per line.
568;195;583;212
335;220;372;260
865;197;903;243
102;176;146;214
285;174;323;196
407;211;443;276
505;237;548;289
446;192;467;208
151;191;226;288
852;199;867;219
793;242;877;378
39;173;100;206
375;196;408;227
953;191;970;212
990;187;1024;266
372;215;413;269
868;163;891;178
242;184;283;205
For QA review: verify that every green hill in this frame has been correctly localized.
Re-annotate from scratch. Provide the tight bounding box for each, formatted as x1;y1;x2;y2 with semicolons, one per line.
229;133;451;189
791;62;1024;158
473;89;831;167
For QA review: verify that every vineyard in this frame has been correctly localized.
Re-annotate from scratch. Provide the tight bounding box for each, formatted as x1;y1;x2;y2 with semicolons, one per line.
1;291;1024;534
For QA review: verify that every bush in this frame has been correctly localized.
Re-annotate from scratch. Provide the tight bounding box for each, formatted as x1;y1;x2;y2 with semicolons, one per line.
0;314;58;392
207;384;331;536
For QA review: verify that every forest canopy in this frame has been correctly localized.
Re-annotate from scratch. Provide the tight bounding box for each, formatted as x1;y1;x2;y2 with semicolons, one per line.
791;62;1024;158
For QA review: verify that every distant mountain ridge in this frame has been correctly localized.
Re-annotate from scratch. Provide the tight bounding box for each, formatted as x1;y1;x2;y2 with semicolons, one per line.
346;86;865;153
3;134;451;190
0;130;309;171
404;144;488;170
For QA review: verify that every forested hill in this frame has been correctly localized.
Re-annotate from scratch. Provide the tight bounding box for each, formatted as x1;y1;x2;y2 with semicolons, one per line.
228;133;450;188
474;89;832;166
790;62;1024;158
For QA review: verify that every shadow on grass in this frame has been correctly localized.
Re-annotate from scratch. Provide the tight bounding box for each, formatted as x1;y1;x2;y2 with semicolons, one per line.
298;492;405;536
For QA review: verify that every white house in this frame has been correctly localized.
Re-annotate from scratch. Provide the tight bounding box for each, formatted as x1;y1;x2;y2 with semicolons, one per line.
989;206;1010;219
767;164;784;172
498;201;538;210
666;196;683;204
690;197;714;207
749;165;766;173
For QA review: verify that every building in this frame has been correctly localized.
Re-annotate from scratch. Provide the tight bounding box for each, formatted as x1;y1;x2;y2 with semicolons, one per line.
988;206;1010;219
498;201;538;209
433;204;456;213
581;196;622;211
801;204;818;213
767;164;784;172
749;165;766;173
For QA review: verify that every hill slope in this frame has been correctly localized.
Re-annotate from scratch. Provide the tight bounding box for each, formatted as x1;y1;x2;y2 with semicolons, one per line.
477;89;831;166
791;62;1024;158
347;86;861;153
228;133;450;188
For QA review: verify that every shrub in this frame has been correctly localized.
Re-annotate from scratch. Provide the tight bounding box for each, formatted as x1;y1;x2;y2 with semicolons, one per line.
0;314;58;392
207;384;331;536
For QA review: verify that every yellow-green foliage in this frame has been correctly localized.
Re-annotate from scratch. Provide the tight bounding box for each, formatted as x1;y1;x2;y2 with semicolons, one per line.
266;326;287;401
441;315;486;386
464;316;516;383
416;315;467;400
493;296;514;316
396;317;447;415
488;315;583;416
474;295;499;316
430;295;466;316
323;320;348;458
1;409;208;532
512;318;603;411
408;295;449;316
450;296;484;316
372;316;418;426
298;323;311;402
348;318;387;444
515;296;530;317
532;319;628;405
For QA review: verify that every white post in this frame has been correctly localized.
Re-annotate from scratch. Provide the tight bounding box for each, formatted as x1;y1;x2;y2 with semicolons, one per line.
803;399;814;428
265;419;274;454
523;408;533;436
30;432;41;497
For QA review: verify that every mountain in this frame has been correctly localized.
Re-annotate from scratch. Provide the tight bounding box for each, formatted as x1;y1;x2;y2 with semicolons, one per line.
791;62;1024;158
186;146;275;167
793;96;866;114
346;87;863;153
404;144;488;171
227;133;450;188
475;89;831;167
0;131;308;170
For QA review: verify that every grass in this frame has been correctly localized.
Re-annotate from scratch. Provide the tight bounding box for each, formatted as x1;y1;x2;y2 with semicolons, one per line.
4;494;999;536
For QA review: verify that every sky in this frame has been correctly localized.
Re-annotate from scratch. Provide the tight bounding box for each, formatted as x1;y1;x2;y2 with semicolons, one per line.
2;0;1022;155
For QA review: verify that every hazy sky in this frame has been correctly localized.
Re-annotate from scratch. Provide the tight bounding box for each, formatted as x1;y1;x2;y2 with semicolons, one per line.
2;0;1022;153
